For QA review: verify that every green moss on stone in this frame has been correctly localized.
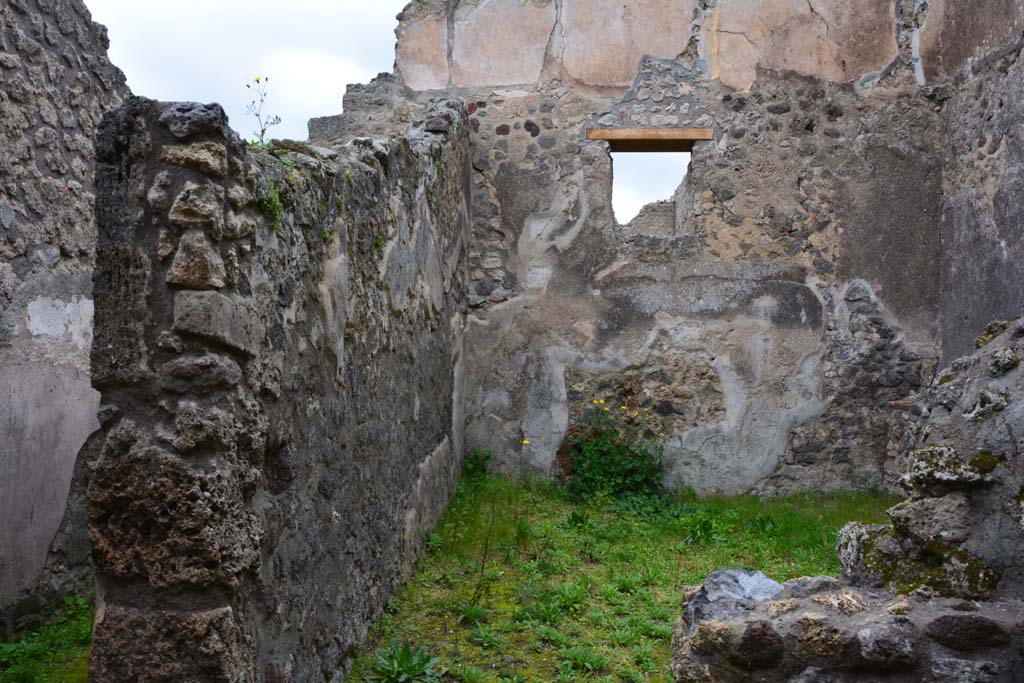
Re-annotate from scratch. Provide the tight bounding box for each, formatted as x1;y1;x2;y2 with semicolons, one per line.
857;527;999;599
970;450;1003;474
260;181;284;232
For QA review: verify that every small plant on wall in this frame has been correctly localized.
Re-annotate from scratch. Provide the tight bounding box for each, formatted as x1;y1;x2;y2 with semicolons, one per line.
563;400;665;500
246;76;282;145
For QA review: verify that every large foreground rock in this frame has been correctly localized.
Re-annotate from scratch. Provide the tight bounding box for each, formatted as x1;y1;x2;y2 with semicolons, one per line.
673;573;1024;682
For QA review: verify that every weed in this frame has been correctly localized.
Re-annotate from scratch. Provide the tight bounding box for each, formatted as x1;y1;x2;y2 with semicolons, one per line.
469;499;497;606
367;643;441;683
684;515;716;546
565;510;590;529
260;182;284;232
512;594;562;626
554;581;588;613
612;492;695;520
565;404;664;500
462;447;491;481
748;512;779;537
450;665;488;683
245;76;282;145
632;642;657;671
558;646;609;673
467;625;502;649
609;574;640;595
458;602;488;626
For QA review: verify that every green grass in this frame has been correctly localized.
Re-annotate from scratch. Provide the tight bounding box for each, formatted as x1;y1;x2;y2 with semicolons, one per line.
0;597;93;683
348;476;896;683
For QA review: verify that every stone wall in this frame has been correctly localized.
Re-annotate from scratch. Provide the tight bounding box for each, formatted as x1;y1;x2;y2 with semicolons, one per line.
85;97;470;681
932;8;1024;362
311;0;954;495
671;316;1024;682
0;0;127;633
666;4;1024;680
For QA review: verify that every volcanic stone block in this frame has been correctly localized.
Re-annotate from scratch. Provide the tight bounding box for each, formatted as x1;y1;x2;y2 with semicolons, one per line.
91;605;248;682
173;291;263;355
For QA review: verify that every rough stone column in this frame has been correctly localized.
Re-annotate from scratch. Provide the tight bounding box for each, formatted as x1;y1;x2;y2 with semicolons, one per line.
86;96;471;681
87;98;260;681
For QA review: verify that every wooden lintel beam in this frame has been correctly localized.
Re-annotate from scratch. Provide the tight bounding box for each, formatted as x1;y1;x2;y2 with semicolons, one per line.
585;127;715;153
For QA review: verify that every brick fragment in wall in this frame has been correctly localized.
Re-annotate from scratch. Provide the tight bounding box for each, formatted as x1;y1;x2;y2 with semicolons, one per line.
173;291;262;355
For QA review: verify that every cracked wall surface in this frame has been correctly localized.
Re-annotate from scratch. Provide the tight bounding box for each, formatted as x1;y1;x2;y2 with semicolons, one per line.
0;0;127;635
85;98;471;681
311;0;969;495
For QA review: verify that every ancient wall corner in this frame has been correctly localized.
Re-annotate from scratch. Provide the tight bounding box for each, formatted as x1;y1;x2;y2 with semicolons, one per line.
85;94;472;680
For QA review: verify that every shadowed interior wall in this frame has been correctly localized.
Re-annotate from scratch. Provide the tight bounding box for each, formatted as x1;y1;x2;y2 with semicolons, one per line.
0;0;127;634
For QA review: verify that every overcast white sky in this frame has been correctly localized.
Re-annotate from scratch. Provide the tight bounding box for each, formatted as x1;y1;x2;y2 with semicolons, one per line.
84;0;686;222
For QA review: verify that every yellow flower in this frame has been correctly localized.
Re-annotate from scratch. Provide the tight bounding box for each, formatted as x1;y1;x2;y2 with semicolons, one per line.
604;407;610;412
621;406;627;411
633;411;639;417
598;399;605;405
592;399;599;405
643;408;649;412
522;439;531;445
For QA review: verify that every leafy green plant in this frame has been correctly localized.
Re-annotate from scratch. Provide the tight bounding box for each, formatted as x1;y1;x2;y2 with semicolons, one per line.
458;602;488;626
260;181;284;232
367;643;441;683
0;596;93;683
245;76;282;145
565;510;591;529
609;574;640;595
554;581;588;613
747;512;779;537
564;403;665;500
684;515;716;546
558;646;609;674
467;624;502;649
632;642;657;671
612;492;696;520
462;447;492;481
450;665;488;683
